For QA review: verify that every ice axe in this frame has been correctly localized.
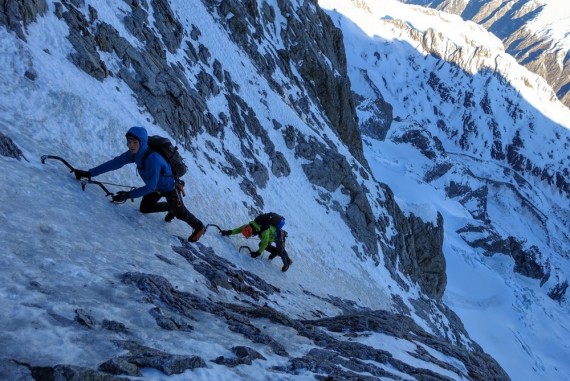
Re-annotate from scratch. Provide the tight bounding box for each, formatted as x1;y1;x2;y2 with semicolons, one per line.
41;154;131;199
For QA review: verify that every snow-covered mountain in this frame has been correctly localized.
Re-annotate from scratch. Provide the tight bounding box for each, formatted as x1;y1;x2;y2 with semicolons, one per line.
397;0;570;108
320;0;570;378
1;0;569;380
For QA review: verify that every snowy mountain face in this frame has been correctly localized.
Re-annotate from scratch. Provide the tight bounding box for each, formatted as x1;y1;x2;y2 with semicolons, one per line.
319;0;570;379
397;0;570;108
323;0;570;300
0;0;568;381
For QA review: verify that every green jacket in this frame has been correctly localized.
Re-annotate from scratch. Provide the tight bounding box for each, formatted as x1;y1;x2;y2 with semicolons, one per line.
230;220;278;253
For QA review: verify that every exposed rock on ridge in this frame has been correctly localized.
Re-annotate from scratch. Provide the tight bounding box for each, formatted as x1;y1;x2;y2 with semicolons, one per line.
0;0;47;41
399;0;570;108
202;0;367;167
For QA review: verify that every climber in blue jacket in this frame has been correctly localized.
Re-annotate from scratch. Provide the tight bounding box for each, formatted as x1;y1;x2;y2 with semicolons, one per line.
73;126;205;242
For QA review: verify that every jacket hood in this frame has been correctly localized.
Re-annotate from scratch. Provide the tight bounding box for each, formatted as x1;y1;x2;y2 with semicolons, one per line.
126;126;148;148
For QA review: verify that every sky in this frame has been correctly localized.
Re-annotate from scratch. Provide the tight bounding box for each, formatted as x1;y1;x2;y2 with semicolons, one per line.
1;0;570;380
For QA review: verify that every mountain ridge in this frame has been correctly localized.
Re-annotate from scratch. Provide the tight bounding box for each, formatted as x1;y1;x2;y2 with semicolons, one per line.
397;0;570;108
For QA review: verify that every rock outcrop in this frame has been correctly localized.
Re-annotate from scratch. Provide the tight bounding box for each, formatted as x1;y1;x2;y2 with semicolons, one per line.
3;240;505;380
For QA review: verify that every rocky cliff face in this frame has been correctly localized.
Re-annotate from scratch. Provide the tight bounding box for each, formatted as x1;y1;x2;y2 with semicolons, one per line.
203;0;366;166
399;0;570;109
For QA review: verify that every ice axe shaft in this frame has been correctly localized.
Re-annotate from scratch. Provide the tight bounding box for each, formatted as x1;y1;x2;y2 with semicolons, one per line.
41;154;131;199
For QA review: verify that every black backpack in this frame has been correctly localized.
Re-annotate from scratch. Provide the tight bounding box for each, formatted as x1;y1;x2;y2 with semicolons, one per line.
254;212;284;232
142;135;187;179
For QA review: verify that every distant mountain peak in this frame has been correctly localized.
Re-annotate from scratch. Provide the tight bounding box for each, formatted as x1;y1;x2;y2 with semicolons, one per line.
398;0;570;107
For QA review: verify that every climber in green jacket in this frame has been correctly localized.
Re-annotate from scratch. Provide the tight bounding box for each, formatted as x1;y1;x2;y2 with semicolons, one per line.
220;212;293;272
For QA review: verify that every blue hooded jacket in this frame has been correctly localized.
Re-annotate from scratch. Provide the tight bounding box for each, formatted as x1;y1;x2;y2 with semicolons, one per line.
88;126;175;198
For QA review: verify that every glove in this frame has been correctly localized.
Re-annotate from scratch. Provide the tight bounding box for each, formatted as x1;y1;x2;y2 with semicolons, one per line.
220;230;232;236
74;169;91;180
250;251;261;258
112;191;131;203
